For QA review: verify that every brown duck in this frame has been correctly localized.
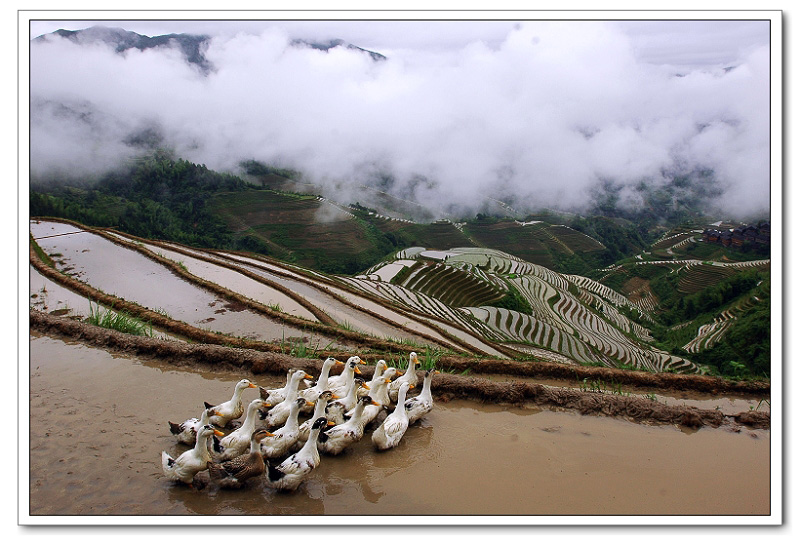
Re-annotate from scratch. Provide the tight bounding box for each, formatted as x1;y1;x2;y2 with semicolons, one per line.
207;428;273;489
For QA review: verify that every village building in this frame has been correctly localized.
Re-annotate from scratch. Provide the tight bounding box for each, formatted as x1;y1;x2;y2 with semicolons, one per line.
702;221;770;249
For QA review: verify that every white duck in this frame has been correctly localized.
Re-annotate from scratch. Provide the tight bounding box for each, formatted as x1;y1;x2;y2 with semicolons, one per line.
328;356;364;397
318;395;381;456
320;380;363;428
262;369;314;428
169;406;217;446
372;382;411;451
299;357;341;405
266;417;331;492
347;375;391;427
405;369;439;425
389;352;419;403
259;397;314;459
204;378;259;428
368;367;395;407
358;359;387;396
161;424;224;486
207;429;273;489
337;377;369;414
295;390;339;446
214;398;271;461
260;369;294;405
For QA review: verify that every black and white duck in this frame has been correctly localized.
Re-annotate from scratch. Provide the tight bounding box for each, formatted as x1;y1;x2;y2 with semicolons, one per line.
169;406;218;446
259;397;314;459
318;395;380;456
265;417;331;492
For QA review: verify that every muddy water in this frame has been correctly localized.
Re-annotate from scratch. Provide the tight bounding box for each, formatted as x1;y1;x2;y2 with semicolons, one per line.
27;333;770;517
29;266;180;340
29;265;97;318
30;221;321;344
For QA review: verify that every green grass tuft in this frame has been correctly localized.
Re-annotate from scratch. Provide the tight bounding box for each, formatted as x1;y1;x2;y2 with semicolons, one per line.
85;302;153;337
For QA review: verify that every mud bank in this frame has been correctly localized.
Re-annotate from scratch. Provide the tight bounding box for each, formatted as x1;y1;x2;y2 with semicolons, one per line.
29;310;769;430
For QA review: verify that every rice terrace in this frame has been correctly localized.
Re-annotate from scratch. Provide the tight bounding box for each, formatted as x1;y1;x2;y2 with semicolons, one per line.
24;15;777;523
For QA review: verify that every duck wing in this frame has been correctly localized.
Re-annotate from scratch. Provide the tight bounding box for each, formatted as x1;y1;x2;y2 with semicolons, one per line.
210;452;265;483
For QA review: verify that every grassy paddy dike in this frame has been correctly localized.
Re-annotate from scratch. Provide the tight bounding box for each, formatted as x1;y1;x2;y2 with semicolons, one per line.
29;217;770;432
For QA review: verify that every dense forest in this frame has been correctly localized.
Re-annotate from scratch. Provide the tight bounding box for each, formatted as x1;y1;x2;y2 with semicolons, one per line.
31;154;250;250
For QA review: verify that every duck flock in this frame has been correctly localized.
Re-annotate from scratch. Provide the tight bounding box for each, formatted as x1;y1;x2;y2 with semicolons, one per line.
161;352;438;492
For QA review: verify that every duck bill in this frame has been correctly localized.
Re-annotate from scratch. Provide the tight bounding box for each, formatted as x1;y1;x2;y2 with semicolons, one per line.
213;429;225;437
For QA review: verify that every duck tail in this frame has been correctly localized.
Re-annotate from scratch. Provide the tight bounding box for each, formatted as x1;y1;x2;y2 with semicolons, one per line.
168;421;183;435
161;451;175;470
204;401;214;410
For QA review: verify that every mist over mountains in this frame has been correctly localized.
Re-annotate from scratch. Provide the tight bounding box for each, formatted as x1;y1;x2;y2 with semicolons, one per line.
29;22;771;222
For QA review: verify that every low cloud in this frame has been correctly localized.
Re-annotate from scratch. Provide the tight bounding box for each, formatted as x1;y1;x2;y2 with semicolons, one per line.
29;21;771;219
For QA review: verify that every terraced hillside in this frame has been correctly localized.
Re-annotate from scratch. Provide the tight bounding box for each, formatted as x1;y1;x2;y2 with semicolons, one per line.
209;190;387;273
205;189;617;275
460;220;606;269
31;218;711;374
350;247;700;373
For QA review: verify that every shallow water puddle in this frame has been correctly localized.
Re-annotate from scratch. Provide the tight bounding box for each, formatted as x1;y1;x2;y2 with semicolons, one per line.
27;334;770;517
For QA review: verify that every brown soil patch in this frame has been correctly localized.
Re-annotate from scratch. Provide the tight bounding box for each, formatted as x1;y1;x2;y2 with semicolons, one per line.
29;310;769;430
622;276;649;297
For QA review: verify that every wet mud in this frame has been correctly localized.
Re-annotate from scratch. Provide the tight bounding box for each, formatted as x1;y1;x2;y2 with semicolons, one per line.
27;333;771;516
30;310;769;430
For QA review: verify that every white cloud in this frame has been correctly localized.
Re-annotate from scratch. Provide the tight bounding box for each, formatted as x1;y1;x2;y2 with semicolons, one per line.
29;20;771;218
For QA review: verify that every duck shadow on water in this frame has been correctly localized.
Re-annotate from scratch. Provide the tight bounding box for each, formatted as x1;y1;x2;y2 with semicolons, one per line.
165;472;327;515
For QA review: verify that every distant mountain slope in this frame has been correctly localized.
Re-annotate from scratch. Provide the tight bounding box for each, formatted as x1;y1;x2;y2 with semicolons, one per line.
33;26;387;73
34;26;213;72
290;38;387;61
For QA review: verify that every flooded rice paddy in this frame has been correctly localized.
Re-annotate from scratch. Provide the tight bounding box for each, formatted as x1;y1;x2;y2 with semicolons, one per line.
27;333;770;518
30;221;335;346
